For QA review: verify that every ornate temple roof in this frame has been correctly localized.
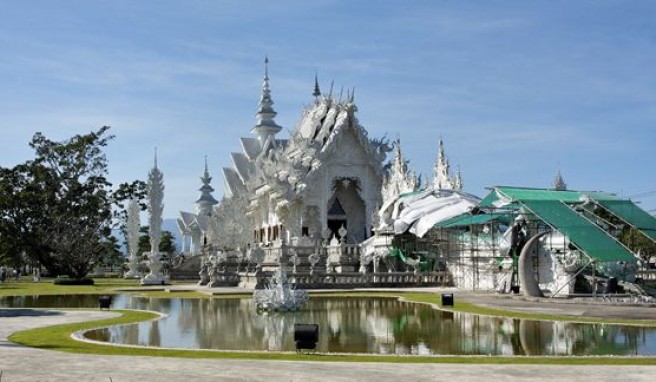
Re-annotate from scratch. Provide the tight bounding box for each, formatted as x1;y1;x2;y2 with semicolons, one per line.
240;137;260;160
230;152;254;184
222;60;389;202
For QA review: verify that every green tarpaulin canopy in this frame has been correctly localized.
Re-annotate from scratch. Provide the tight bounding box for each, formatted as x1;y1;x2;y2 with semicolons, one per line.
435;213;510;228
594;199;656;243
479;186;640;263
521;200;635;263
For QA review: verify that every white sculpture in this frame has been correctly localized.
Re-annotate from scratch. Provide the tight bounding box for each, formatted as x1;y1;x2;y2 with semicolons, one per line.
141;152;168;285
380;139;420;211
288;249;300;273
308;252;321;274
253;268;309;311
124;198;142;278
198;256;210;285
207;252;228;287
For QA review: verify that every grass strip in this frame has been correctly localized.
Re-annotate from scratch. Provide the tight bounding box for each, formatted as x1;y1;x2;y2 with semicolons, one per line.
0;278;141;296
401;293;656;327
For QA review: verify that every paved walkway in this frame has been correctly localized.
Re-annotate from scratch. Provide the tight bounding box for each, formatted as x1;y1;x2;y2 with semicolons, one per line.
2;292;656;381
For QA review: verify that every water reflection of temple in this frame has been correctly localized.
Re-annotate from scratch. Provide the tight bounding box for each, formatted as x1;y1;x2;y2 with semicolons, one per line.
74;296;652;356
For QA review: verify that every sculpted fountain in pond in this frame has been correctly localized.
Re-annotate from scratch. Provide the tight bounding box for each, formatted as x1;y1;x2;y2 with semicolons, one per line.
253;268;309;311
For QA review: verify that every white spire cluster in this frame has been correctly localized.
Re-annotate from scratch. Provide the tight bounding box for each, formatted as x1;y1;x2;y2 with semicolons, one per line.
552;170;567;191
432;139;462;191
381;138;420;205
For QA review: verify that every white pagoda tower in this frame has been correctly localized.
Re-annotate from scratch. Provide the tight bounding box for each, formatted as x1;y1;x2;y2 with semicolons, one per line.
177;159;219;254
141;151;168;285
124;197;142;278
196;156;219;217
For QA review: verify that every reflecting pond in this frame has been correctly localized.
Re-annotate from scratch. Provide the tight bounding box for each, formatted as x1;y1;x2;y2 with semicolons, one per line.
2;294;656;356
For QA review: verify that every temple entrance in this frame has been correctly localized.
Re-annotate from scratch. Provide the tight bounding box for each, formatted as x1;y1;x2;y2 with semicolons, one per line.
327;178;366;243
327;199;347;240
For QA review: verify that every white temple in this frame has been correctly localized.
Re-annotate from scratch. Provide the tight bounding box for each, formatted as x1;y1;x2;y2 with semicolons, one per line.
176;60;469;284
179;58;394;252
167;59;655;301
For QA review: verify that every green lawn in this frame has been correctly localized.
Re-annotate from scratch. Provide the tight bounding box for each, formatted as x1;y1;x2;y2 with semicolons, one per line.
0;277;144;296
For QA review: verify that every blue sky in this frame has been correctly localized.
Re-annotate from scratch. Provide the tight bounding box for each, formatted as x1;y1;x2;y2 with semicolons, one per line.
1;0;655;218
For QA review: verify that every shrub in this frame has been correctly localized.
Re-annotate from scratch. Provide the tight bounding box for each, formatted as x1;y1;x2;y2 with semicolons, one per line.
53;277;95;286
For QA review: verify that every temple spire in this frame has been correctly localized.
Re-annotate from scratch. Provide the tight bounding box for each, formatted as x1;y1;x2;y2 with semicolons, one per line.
328;80;334;100
196;156;219;216
454;166;463;191
251;56;282;146
153;147;158;169
552;169;567;191
433;138;456;190
312;73;321;99
380;137;420;217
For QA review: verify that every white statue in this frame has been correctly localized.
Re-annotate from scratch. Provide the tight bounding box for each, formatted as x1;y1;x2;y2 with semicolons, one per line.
198;256;210;285
124;197;142;278
308;252;321;274
141;151;168;285
288;249;300;273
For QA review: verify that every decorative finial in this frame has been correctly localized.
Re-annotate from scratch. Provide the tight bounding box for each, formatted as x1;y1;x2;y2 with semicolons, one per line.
328;80;334;100
313;73;321;98
154;147;158;169
264;56;269;78
204;155;208;172
251;56;282;143
350;87;355;102
455;166;463;191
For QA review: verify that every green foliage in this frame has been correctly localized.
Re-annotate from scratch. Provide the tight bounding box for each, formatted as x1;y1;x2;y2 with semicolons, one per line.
112;179;147;247
0;127;144;278
53;277;95;285
620;228;656;265
138;226;177;254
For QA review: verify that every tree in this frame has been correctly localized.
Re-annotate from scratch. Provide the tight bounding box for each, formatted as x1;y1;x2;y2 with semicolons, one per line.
0;127;143;278
30;127;116;278
137;226;177;255
620;228;656;268
0;161;56;270
112;180;148;244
